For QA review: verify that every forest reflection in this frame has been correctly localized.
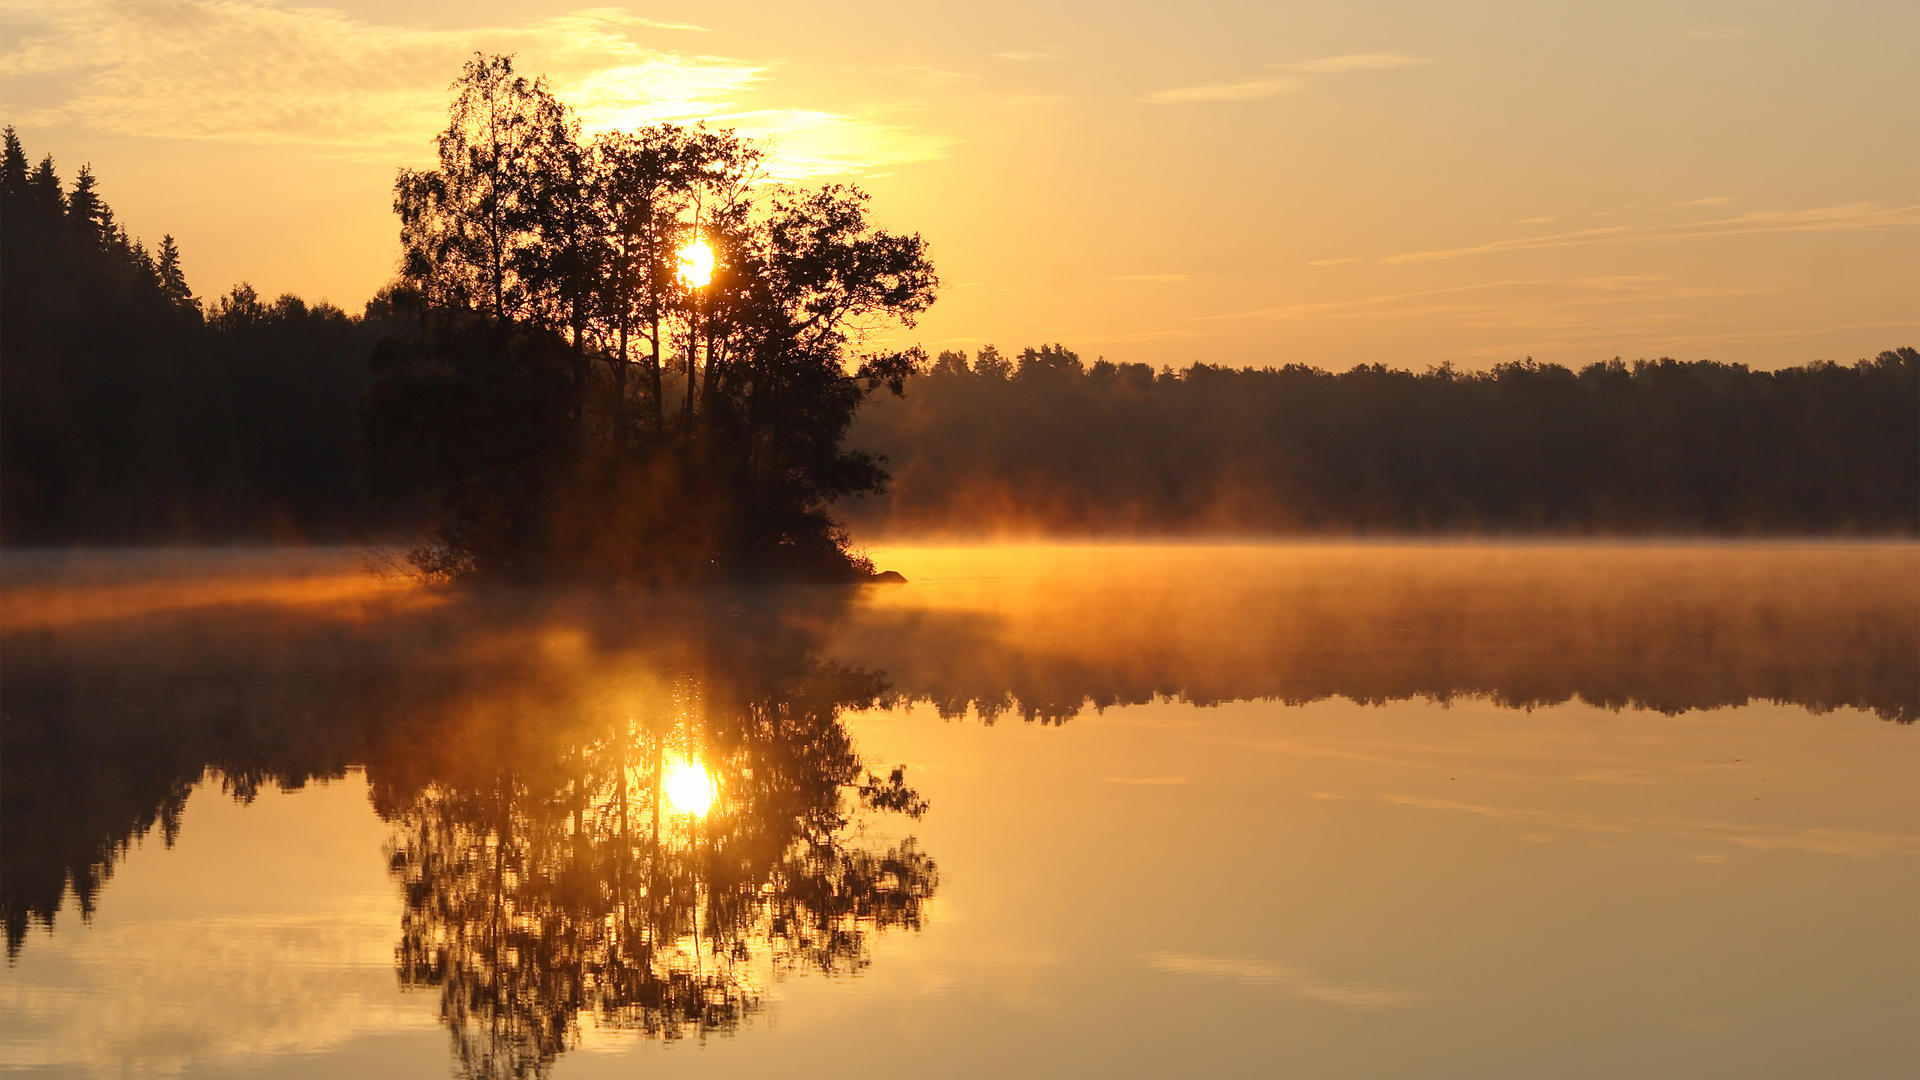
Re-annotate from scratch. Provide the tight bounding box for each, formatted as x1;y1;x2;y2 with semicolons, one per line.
1;589;937;1077
376;653;935;1076
1;545;1913;1073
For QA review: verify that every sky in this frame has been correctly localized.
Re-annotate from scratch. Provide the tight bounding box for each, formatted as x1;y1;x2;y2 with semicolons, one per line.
2;0;1915;370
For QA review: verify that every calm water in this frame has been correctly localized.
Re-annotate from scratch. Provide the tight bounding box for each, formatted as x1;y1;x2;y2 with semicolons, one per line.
1;543;1915;1078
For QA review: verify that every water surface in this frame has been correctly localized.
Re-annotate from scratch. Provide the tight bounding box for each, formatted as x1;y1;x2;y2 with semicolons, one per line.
2;543;1914;1078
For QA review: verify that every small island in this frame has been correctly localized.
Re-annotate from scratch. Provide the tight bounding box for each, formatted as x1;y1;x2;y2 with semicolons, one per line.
369;56;935;585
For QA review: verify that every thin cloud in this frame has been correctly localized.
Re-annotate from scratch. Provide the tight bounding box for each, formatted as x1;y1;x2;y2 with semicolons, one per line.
706;108;955;178
1146;52;1431;105
1382;203;1920;265
1102;775;1190;785
1107;273;1193;284
1196;278;1558;322
991;50;1056;62
1194;276;1763;328
1672;195;1735;208
1289;52;1431;75
1306;257;1364;267
1683;25;1746;40
1059;327;1206;345
1144;78;1300;104
0;0;949;177
1513;215;1556;226
885;64;985;89
1143;951;1421;1009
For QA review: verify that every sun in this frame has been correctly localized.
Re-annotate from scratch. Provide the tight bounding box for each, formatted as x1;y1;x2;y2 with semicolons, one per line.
662;756;716;817
677;237;714;288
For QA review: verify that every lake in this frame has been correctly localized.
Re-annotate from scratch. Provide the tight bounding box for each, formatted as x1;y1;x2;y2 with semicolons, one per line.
1;542;1915;1078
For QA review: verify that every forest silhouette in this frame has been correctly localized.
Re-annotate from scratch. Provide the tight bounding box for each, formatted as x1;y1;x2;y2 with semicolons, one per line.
2;111;1914;560
852;344;1919;535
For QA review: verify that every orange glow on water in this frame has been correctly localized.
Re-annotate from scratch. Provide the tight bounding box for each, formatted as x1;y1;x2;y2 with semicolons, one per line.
662;756;715;817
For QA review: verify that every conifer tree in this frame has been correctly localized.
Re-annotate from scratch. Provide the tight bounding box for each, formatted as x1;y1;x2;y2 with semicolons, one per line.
65;164;104;244
1;127;27;206
155;234;196;313
25;155;63;224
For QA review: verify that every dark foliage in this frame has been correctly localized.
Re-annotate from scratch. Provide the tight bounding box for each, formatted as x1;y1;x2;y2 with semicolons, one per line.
852;345;1920;535
370;56;937;584
0;127;400;543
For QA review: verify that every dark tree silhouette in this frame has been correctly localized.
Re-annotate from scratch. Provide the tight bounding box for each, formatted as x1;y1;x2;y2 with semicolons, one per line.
850;346;1920;536
1;118;1909;552
370;55;938;583
154;234;195;313
0;128;398;544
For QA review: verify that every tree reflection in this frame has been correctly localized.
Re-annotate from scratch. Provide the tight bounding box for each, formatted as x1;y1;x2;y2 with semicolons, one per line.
4;544;1912;970
368;646;936;1077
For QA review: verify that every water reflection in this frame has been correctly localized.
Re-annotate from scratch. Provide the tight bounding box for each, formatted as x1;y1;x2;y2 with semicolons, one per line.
1;589;937;1076
836;544;1920;723
0;544;1913;1075
373;650;935;1076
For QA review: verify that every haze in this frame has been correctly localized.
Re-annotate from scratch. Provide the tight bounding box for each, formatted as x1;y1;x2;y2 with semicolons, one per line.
3;0;1915;370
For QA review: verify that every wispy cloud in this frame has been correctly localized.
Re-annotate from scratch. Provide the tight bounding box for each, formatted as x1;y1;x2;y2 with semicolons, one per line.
1382;203;1920;265
1289;52;1431;75
1146;52;1432;105
1683;25;1746;40
1143;951;1421;1008
1306;257;1364;267
991;50;1056;62
0;0;947;177
1192;276;1769;347
1102;775;1189;785
1144;78;1301;104
1672;195;1735;208
1053;327;1206;346
1196;277;1645;323
1513;215;1556;226
1107;273;1193;284
704;108;955;177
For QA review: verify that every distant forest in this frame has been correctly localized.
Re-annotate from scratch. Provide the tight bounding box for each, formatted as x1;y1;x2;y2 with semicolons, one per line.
851;344;1920;535
2;128;1914;545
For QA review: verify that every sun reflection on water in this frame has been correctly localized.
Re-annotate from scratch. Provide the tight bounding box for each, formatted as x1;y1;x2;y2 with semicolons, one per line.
662;756;716;817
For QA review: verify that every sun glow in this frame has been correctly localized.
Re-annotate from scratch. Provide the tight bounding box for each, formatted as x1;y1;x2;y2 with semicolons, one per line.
677;238;714;287
662;756;716;817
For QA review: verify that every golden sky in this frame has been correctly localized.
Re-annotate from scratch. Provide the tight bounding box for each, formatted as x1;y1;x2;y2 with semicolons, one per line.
3;0;1915;369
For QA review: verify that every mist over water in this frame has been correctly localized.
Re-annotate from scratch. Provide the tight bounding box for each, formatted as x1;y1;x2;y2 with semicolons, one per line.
1;541;1914;1078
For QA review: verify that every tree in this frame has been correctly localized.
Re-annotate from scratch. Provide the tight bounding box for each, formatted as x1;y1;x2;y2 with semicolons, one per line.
24;155;62;222
973;343;1011;380
1;127;26;206
65;164;106;249
394;54;565;322
373;54;938;583
154;235;196;313
593;126;767;429
928;348;971;378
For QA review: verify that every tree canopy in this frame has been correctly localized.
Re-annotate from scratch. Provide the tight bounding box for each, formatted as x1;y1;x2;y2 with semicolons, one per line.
370;54;939;583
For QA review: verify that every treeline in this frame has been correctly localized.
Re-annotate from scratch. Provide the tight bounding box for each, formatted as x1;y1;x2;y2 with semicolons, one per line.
5;122;1914;546
849;344;1920;535
0;128;398;544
